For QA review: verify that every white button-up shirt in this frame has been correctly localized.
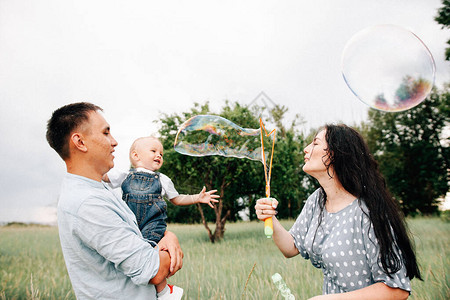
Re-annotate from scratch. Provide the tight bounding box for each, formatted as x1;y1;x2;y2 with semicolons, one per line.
57;173;159;299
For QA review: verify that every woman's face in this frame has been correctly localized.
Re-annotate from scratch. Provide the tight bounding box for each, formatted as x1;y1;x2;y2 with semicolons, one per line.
302;129;330;176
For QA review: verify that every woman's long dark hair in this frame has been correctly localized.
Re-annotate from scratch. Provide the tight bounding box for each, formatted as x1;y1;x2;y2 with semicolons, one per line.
316;124;421;280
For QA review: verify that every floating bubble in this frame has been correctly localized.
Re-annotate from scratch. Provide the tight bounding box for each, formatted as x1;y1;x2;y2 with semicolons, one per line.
174;115;271;163
341;24;435;112
272;273;295;300
175;115;277;237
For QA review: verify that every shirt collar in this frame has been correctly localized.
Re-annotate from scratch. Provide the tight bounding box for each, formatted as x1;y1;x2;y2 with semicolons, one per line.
135;167;156;174
65;172;105;188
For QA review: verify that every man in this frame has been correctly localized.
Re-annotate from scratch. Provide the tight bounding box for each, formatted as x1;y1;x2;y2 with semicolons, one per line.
46;102;183;299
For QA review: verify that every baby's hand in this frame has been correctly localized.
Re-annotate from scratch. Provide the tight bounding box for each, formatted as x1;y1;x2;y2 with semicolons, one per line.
198;186;220;208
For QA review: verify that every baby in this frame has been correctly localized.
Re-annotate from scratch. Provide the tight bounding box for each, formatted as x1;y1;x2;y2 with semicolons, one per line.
104;136;219;299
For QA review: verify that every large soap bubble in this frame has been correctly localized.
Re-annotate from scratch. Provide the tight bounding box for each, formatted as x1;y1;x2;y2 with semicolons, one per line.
174;115;277;237
341;24;435;112
174;115;271;163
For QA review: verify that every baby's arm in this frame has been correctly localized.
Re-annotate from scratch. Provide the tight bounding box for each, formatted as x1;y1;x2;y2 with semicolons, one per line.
102;169;128;188
102;173;110;182
170;187;219;208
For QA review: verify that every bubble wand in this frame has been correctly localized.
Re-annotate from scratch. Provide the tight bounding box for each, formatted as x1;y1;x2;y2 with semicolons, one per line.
259;118;276;238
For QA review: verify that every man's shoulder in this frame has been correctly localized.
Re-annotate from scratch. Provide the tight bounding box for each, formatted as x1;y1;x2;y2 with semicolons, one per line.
58;174;112;210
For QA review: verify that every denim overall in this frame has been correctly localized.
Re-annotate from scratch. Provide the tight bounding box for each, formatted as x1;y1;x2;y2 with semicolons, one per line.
121;171;168;243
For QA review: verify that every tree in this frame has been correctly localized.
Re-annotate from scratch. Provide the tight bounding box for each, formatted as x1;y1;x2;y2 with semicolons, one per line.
362;84;450;215
157;102;264;242
258;105;313;219
156;101;312;242
435;0;450;61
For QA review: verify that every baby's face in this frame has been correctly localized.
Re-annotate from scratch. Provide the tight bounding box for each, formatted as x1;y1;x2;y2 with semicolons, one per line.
135;138;164;171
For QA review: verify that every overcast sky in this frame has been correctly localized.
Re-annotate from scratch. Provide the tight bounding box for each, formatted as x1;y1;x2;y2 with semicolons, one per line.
0;0;449;224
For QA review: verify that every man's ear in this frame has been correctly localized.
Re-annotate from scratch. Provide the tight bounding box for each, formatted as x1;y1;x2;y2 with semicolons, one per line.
70;133;88;152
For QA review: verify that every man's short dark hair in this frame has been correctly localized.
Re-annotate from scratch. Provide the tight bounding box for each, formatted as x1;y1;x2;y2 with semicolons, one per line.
46;102;102;160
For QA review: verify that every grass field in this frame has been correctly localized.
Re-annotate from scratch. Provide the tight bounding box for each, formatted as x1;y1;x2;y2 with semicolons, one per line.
0;218;448;299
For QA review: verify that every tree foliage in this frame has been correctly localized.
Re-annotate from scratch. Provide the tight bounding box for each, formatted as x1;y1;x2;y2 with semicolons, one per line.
362;84;450;215
435;0;450;61
157;102;264;242
155;84;449;241
156;101;309;242
261;105;315;219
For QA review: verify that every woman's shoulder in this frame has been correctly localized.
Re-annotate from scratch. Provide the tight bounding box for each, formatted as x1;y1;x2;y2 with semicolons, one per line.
303;188;324;210
308;188;323;203
356;199;370;217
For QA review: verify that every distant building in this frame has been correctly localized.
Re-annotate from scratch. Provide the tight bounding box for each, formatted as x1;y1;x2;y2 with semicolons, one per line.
249;91;277;121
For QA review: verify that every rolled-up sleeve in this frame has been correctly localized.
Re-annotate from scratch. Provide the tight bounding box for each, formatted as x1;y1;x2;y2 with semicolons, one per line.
75;197;159;285
361;215;411;292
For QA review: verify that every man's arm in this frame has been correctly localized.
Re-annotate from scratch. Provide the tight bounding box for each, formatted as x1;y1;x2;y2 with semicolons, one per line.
157;231;183;277
148;250;170;285
76;198;161;286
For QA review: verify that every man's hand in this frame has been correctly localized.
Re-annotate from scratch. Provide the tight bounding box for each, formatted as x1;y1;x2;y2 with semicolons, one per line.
158;231;183;277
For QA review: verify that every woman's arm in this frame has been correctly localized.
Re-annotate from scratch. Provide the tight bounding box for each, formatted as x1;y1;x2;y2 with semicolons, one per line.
272;216;300;258
308;282;409;300
255;198;299;258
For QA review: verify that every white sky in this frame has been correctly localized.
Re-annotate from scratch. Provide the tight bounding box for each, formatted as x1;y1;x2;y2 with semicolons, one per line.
0;0;449;224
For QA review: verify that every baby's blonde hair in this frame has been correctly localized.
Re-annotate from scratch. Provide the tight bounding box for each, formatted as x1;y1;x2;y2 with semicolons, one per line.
129;136;161;167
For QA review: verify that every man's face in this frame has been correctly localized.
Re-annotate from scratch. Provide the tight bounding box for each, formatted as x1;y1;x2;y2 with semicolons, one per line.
83;111;118;176
134;138;164;171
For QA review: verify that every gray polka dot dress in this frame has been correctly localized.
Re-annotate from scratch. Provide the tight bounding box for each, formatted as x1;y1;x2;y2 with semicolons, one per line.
289;188;411;294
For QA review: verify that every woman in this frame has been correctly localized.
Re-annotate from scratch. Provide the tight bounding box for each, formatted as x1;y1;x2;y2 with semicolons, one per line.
255;124;421;299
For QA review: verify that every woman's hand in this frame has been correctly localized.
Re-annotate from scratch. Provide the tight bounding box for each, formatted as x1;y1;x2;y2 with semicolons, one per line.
256;197;299;258
255;197;278;220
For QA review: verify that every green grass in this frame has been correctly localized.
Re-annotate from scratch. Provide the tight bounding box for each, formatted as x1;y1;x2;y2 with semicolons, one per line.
407;218;450;300
0;226;72;299
0;218;448;299
166;221;323;299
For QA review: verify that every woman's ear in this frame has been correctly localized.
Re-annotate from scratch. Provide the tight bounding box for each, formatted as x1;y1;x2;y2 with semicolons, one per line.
70;133;88;152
